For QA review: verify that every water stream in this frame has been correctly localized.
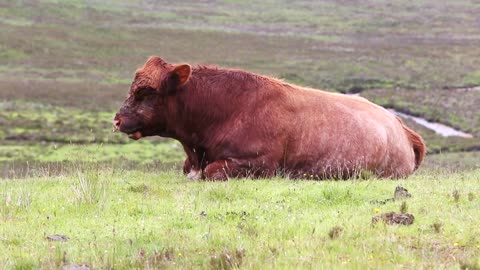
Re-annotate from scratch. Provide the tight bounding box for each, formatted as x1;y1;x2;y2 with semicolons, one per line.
348;93;474;138
388;109;473;138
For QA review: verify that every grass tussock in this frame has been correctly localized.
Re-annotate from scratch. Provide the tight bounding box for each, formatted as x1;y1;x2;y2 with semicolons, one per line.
0;188;31;221
70;170;109;205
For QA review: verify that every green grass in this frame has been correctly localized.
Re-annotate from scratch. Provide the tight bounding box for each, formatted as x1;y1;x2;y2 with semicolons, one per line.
1;167;479;269
0;142;183;163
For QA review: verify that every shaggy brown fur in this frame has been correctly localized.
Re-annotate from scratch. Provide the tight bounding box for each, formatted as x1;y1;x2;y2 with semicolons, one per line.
113;56;426;180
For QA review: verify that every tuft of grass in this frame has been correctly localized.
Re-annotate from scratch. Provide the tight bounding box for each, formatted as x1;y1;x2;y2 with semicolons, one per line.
431;222;443;233
210;248;245;270
70;170;109;205
453;190;461;203
0;189;31;221
400;201;408;214
135;248;175;269
328;226;343;240
127;183;149;194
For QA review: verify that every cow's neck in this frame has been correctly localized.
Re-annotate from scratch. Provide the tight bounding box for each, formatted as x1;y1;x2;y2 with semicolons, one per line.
165;70;243;146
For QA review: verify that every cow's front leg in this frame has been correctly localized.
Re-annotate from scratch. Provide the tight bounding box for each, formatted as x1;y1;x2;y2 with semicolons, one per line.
203;159;276;181
183;158;202;180
182;145;203;180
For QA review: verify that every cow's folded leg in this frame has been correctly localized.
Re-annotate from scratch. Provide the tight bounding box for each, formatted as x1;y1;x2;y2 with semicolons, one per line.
203;159;276;181
203;160;231;181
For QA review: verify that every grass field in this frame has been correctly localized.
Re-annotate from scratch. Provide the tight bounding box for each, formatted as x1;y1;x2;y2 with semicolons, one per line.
1;167;480;269
1;0;480;269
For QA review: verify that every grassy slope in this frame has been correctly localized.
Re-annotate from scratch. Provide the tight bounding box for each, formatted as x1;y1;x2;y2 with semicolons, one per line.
1;169;480;269
1;0;479;154
1;0;480;89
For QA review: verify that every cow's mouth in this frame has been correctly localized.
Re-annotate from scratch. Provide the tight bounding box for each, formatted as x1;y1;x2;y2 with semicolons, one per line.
127;131;142;140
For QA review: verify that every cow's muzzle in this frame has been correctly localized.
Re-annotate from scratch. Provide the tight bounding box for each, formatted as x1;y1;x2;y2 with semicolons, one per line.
112;114;143;140
112;118;121;132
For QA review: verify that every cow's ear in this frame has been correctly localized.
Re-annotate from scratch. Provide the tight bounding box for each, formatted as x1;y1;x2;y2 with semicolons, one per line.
163;64;191;94
172;64;191;86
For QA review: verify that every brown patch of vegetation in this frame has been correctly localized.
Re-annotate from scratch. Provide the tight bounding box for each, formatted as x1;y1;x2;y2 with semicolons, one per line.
136;248;175;268
328;226;343;239
410;242;471;266
372;212;414;225
0;80;125;112
431;222;443;233
210;248;245;270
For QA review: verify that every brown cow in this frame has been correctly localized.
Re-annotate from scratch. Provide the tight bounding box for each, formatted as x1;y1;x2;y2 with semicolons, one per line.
113;56;426;180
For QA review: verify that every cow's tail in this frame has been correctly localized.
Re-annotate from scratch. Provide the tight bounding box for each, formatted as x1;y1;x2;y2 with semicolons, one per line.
397;118;426;170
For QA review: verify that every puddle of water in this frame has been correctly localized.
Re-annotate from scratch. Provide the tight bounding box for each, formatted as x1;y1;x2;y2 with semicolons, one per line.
389;109;474;138
455;86;480;92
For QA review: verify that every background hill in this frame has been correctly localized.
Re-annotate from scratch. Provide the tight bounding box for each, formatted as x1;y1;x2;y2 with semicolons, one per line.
2;0;480;172
1;0;479;174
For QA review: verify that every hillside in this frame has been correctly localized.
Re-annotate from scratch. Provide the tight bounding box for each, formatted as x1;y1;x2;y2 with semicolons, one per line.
1;1;479;150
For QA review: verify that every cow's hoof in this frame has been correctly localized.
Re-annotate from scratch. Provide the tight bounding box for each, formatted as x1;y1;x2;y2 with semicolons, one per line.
187;169;202;180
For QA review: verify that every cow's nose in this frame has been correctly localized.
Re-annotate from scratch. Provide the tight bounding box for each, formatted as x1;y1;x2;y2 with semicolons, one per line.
113;118;121;132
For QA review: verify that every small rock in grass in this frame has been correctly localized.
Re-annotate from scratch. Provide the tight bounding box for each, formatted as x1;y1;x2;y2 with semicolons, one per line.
372;212;414;225
394;186;411;200
46;234;69;242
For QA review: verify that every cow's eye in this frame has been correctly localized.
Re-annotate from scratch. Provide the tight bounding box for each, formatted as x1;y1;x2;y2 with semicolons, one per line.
135;87;155;100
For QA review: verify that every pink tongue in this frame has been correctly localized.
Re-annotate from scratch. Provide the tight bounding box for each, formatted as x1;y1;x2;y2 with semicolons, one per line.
130;131;142;140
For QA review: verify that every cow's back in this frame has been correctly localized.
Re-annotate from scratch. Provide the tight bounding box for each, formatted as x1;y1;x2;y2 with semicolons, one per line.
281;88;416;178
178;68;420;179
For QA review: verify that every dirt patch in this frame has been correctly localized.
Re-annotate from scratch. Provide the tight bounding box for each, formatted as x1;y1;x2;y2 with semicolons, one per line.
372;212;415;225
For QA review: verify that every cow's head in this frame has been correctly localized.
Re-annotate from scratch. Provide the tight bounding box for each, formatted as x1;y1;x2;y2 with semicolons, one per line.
113;56;191;139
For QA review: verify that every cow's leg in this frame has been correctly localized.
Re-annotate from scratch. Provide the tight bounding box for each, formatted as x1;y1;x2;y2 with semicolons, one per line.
183;158;202;180
203;159;276;181
203;160;230;181
182;145;203;180
182;157;192;174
